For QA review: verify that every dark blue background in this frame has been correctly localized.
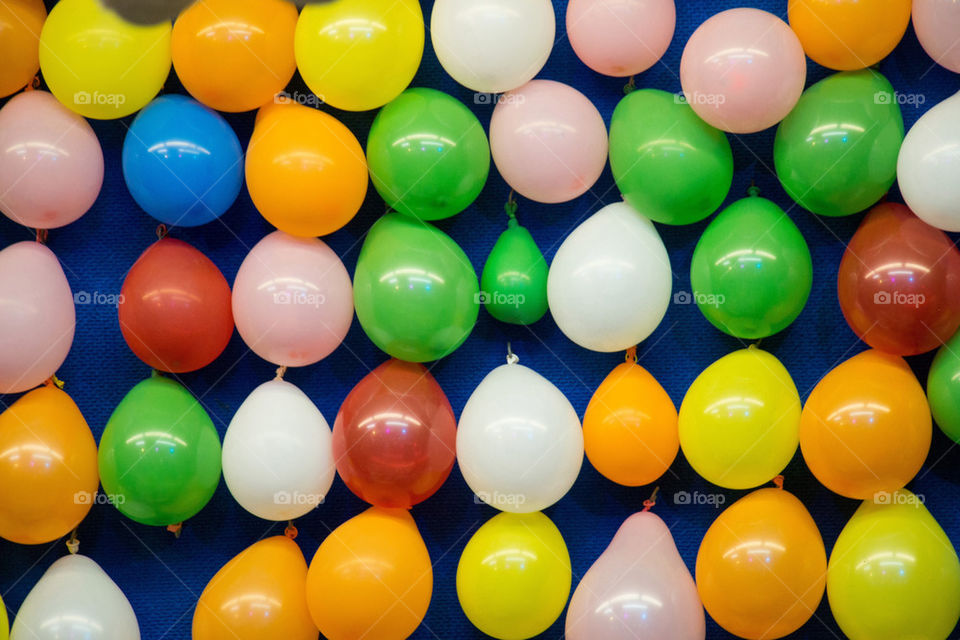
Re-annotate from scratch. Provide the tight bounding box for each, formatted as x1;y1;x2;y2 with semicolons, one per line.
2;0;959;638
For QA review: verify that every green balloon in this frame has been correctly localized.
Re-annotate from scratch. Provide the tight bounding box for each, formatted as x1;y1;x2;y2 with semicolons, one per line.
609;88;733;225
366;88;490;221
927;330;960;443
354;213;480;361
774;70;904;217
98;373;222;526
690;192;812;339
480;214;548;325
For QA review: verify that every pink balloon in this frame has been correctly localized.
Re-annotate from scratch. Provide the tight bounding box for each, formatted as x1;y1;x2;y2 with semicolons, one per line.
232;231;353;367
566;0;676;77
490;79;608;204
0;241;75;394
680;8;806;134
566;511;706;640
914;0;960;74
0;91;104;229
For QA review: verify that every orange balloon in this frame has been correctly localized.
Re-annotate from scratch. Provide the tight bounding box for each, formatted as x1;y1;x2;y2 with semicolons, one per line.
193;535;318;640
583;359;678;486
306;507;432;640
171;0;298;113
696;487;827;640
788;0;911;70
246;102;368;237
800;349;931;499
0;0;46;98
0;383;98;544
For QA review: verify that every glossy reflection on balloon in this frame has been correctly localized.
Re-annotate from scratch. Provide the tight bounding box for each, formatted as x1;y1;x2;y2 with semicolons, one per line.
480;216;549;325
566;0;675;77
0;0;46;98
914;0;960;74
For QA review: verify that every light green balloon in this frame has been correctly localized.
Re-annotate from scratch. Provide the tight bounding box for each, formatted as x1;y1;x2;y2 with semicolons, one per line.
480;215;548;325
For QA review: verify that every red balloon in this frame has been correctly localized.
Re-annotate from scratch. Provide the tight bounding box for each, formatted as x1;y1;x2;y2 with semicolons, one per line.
838;202;960;355
332;359;457;508
119;237;234;372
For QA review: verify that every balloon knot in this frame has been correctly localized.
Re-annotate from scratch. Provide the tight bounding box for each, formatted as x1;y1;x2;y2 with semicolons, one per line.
45;374;65;389
773;475;784;490
747;185;761;198
623;76;636;95
505;192;518;226
625;346;637;363
506;342;519;365
28;75;40;91
156;224;168;240
35;228;48;244
275;366;287;381
642;486;660;511
65;528;79;555
167;522;183;538
285;521;298;540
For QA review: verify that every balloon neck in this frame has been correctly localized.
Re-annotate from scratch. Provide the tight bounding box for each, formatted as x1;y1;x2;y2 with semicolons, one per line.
773;475;784;490
747;185;761;198
166;522;183;538
45;374;64;389
623;76;636;95
641;486;659;512
35;228;48;244
285;521;298;540
65;528;79;555
275;366;287;381
505;193;519;227
156;224;168;240
625;346;637;363
506;342;519;365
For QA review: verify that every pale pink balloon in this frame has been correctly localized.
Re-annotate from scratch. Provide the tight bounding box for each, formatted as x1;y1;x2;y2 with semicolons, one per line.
914;0;960;74
0;242;76;394
0;91;104;229
680;8;806;134
232;231;353;368
566;511;706;640
567;0;676;77
490;79;608;204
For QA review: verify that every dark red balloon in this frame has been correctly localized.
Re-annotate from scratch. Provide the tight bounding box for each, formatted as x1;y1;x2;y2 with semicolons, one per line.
838;202;960;355
332;359;457;508
119;237;234;372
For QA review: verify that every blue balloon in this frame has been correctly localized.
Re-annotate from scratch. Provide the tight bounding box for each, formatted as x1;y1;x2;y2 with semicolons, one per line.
122;95;243;227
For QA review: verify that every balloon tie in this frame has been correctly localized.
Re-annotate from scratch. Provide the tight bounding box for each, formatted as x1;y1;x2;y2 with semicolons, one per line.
156;224;168;240
505;192;518;226
506;342;519;365
625;346;637;363
773;475;784;490
747;184;761;198
28;75;40;91
65;528;79;555
623;76;636;95
642;486;660;511
35;228;48;244
285;521;298;540
167;522;183;538
275;366;287;380
45;374;65;389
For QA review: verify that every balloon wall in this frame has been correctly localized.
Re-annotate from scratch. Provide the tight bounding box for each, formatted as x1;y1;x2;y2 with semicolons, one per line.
2;0;960;639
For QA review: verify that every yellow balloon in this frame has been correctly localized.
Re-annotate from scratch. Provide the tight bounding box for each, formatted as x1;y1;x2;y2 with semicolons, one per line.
457;512;571;640
39;0;171;119
0;593;7;640
679;345;800;489
294;0;424;111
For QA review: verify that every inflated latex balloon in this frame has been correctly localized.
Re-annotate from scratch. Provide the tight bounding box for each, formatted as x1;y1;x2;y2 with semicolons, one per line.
222;380;335;521
928;330;960;443
697;488;827;640
898;91;960;231
295;0;423;111
366;88;489;220
119;238;234;373
609;88;732;225
98;374;222;526
830;492;960;640
480;213;549;325
566;511;704;640
306;507;432;640
232;231;353;367
679;346;800;489
172;0;299;113
193;536;317;640
800;349;930;500
333;359;456;508
690;192;812;339
0;596;6;640
680;9;805;133
548;202;671;352
10;554;139;640
775;70;904;217
457;356;583;512
788;0;911;70
583;357;678;487
122;95;243;226
102;0;193;24
490;80;608;204
0;384;97;545
0;0;46;98
0;241;74;394
0;91;103;229
353;213;479;362
39;0;171;119
458;512;571;640
431;0;555;93
838;202;960;355
246;102;367;237
566;0;675;77
914;0;960;73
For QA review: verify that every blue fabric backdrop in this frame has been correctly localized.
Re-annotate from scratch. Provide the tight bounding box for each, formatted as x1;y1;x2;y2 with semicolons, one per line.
2;0;960;638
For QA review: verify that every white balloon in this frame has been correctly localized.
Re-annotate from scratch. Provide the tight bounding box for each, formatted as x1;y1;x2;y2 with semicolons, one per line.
898;91;960;231
457;360;583;512
431;0;556;93
222;379;335;521
11;554;140;640
547;201;672;352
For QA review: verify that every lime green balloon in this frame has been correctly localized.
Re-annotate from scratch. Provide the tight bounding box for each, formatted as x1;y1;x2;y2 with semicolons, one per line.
927;329;960;443
366;88;490;221
354;213;479;361
609;88;733;225
480;215;548;325
774;70;904;217
828;490;960;640
98;373;222;526
690;192;812;339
